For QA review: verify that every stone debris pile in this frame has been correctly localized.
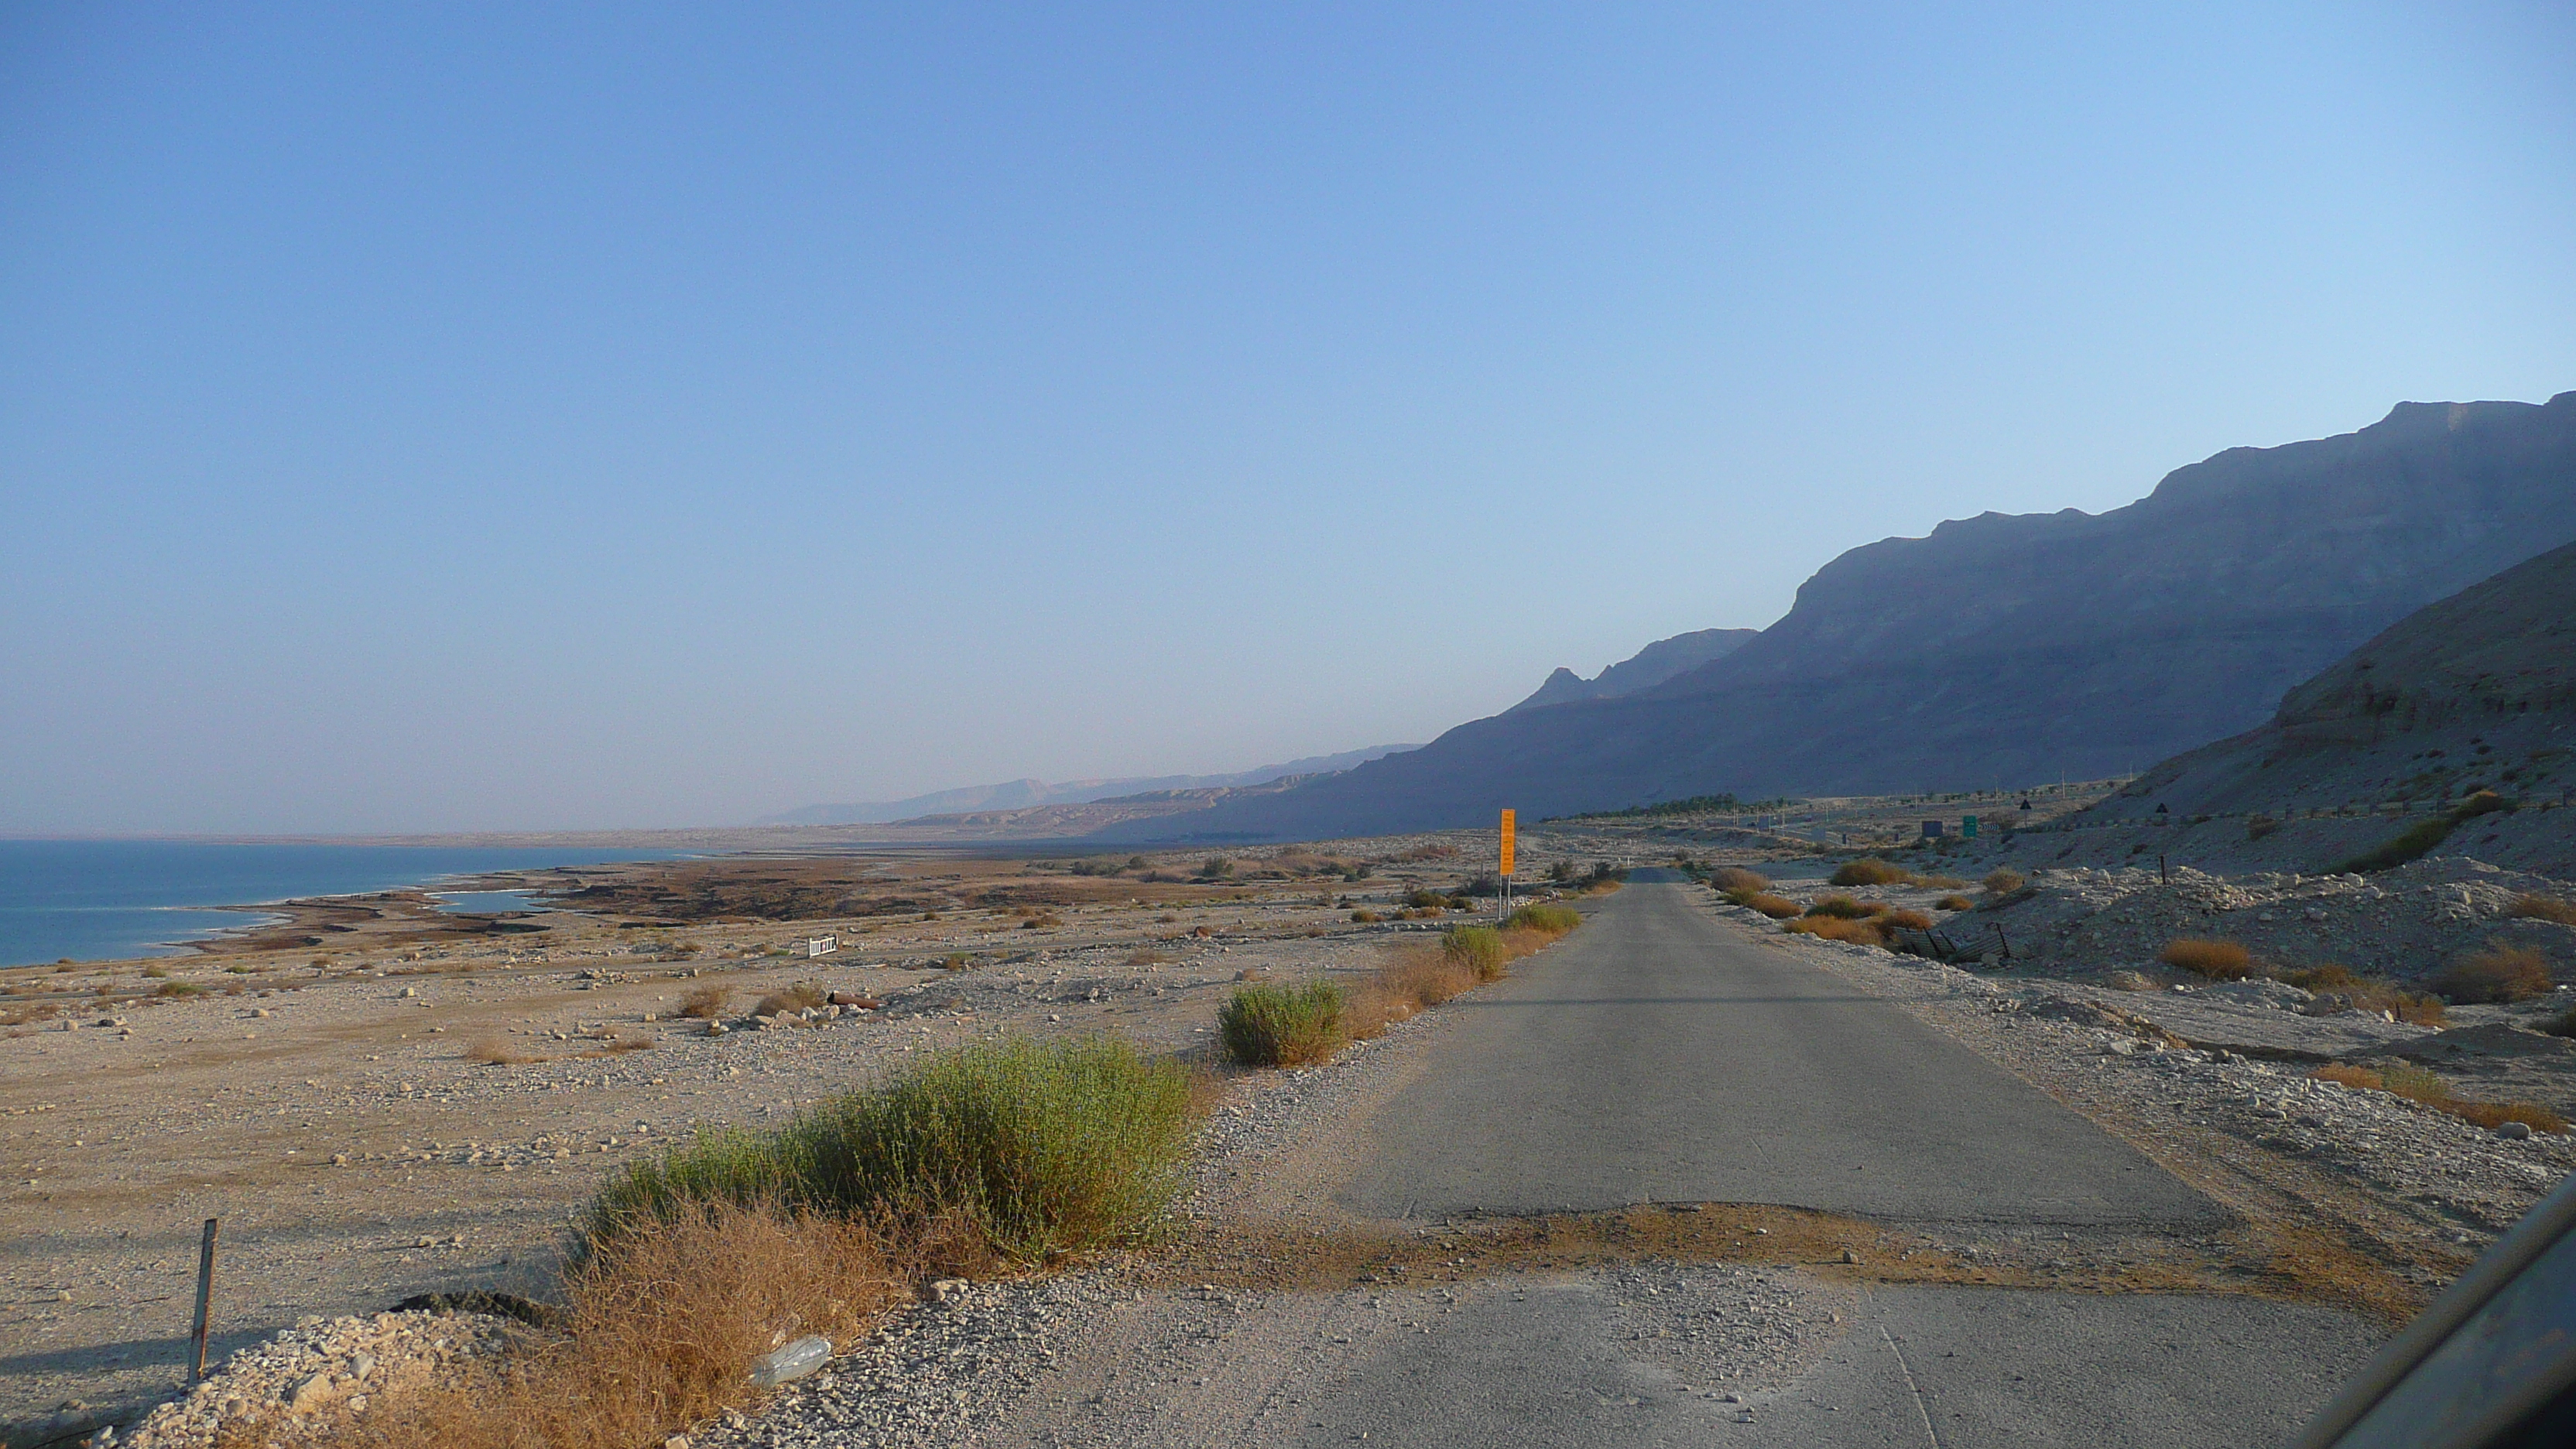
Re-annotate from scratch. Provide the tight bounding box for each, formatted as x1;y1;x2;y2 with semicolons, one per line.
1957;857;2576;983
118;1309;509;1447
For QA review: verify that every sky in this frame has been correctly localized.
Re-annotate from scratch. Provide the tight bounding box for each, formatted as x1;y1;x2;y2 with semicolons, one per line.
4;2;2573;834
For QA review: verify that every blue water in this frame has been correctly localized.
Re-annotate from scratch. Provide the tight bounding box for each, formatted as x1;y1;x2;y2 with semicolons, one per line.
0;841;673;967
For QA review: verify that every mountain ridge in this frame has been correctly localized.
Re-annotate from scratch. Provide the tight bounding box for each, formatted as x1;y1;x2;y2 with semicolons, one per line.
1094;391;2576;842
759;744;1417;826
1508;628;1758;711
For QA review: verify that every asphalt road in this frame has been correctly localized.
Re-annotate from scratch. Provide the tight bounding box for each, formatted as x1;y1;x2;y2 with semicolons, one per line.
1314;873;2382;1448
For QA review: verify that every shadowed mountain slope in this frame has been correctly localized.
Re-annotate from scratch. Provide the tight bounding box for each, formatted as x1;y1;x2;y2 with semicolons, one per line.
2088;537;2576;824
1101;392;2576;841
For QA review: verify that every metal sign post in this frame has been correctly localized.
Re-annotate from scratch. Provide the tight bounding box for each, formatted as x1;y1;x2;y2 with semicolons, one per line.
1499;809;1515;913
191;1217;220;1381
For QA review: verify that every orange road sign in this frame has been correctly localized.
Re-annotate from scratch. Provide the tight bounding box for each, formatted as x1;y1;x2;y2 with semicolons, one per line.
1499;809;1516;876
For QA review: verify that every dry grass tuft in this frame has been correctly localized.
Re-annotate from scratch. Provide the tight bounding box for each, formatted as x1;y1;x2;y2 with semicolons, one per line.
1935;894;1975;911
1830;858;1910;887
1981;868;2025;895
752;983;827;1018
677;985;730;1020
2433;946;2554;1004
1710;867;1771;892
2509;893;2576;926
464;1036;543;1067
1803;894;1881;920
1348;909;1382;923
1784;916;1888;948
1737;892;1804;919
1879;909;1935;931
2159;939;2252;981
1372;948;1479;1014
357;1203;913;1449
1124;947;1173;967
577;1030;656;1057
2309;1064;2566;1134
2276;965;2447;1025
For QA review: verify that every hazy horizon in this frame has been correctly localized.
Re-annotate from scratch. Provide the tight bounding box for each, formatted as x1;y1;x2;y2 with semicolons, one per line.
7;3;2574;834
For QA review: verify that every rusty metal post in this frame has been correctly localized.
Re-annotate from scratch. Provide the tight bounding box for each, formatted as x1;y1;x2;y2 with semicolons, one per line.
190;1218;219;1381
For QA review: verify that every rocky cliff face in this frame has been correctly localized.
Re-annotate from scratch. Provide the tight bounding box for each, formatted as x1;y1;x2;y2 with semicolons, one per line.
1507;628;1758;711
2090;537;2576;824
1105;392;2576;842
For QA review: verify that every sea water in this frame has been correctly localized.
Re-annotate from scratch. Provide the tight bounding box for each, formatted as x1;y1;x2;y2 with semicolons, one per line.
0;840;671;967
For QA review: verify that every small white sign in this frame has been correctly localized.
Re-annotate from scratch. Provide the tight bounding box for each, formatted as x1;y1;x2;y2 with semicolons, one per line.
807;935;838;958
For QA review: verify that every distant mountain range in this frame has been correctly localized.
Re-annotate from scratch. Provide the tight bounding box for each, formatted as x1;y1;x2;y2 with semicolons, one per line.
759;744;1417;826
1507;629;1758;712
1094;391;2576;842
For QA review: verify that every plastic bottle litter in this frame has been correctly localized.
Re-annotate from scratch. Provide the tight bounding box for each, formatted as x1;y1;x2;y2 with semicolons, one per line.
748;1335;832;1387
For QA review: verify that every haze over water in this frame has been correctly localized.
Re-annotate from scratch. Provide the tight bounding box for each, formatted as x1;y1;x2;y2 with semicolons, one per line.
0;840;665;967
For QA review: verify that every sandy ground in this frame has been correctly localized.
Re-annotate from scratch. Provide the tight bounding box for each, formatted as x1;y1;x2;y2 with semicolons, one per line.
3;833;1604;1444
12;817;2574;1446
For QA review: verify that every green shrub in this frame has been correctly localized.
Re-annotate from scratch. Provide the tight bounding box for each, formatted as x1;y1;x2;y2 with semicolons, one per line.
585;1036;1194;1263
2335;791;2518;873
1218;981;1348;1067
1505;903;1581;935
1442;926;1509;981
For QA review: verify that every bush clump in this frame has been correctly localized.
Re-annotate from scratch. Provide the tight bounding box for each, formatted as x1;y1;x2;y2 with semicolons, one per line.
1442;926;1509;981
1218;981;1349;1068
1740;892;1804;919
1935;894;1975;911
1504;903;1581;935
587;1036;1195;1264
1804;894;1882;920
1830;858;1910;887
1981;868;2025;895
2160;939;2252;980
2434;946;2554;1004
1710;867;1770;892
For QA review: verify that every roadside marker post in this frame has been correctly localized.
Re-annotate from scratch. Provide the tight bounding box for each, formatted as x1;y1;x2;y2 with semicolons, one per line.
190;1217;219;1382
1499;809;1515;913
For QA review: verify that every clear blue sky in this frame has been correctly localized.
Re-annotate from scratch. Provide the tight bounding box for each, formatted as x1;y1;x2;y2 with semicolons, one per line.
5;2;2571;834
